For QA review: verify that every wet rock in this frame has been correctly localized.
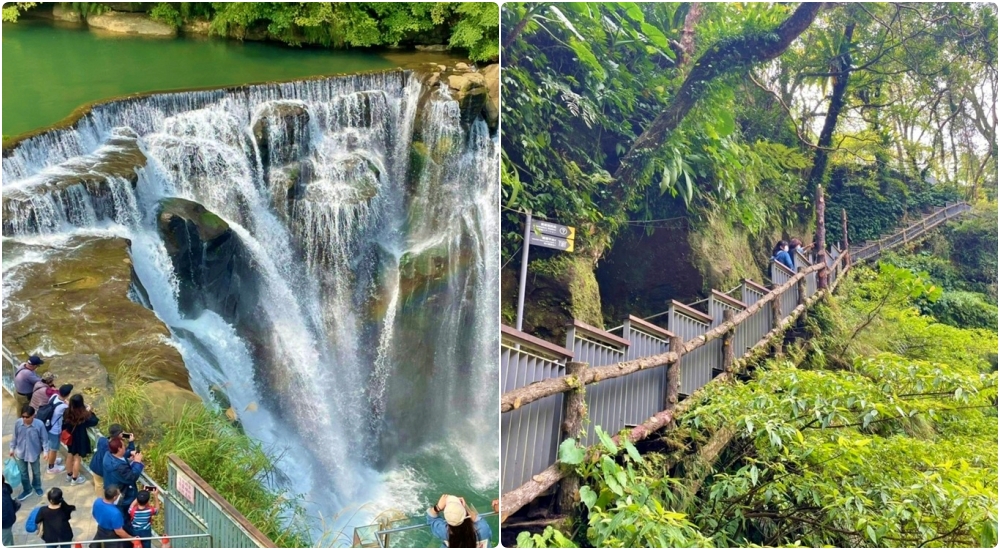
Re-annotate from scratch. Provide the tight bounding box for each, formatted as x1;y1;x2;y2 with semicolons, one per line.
144;380;202;427
86;12;178;37
157;198;260;327
251;101;310;172
481;64;500;132
1;130;147;236
181;18;211;36
1;237;189;389
52;5;82;22
447;72;489;126
454;62;472;72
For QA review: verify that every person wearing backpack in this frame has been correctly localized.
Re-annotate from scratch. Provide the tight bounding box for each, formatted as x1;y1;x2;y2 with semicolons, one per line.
36;487;76;548
30;372;58;411
14;355;44;406
41;385;73;475
9;404;47;500
62;394;99;486
2;476;20;546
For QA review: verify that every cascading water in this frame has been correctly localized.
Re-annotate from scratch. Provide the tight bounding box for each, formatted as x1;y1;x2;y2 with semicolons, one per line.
1;70;498;543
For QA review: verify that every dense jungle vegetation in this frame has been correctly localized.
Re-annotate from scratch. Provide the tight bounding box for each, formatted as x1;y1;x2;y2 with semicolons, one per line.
2;2;499;61
500;2;997;330
517;217;998;548
502;3;997;547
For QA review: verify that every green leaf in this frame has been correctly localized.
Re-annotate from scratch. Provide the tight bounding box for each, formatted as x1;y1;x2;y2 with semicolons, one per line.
715;109;736;138
623;439;642;463
559;438;586;465
580;485;598;509
596;426;619;454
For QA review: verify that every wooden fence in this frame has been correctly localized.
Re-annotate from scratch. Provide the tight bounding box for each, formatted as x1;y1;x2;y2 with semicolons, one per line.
499;201;970;522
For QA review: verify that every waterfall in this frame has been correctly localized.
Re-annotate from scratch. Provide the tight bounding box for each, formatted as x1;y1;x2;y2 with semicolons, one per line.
1;69;498;537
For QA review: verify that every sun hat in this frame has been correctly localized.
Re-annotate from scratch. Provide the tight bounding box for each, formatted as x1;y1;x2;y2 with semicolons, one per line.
443;496;467;527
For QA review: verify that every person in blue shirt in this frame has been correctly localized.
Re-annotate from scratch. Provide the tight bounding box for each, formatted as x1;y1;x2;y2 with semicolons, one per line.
426;494;492;548
101;438;144;515
89;425;135;499
92;486;134;548
772;240;795;271
9;404;47;500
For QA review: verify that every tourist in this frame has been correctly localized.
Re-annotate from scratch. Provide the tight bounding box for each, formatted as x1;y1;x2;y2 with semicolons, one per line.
2;476;20;546
92;486;133;548
772;240;795;271
426;494;492;548
44;385;72;475
62;394;99;486
35;487;75;548
128;489;159;548
10;404;47;500
101;438;144;513
789;237;805;257
30;372;58;411
90;425;135;498
14;355;44;405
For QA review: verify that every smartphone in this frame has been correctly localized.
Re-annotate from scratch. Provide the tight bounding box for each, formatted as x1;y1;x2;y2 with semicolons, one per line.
121;433;133;440
143;485;156;492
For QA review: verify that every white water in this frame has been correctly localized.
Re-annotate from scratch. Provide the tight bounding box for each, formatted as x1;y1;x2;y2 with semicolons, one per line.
1;71;498;542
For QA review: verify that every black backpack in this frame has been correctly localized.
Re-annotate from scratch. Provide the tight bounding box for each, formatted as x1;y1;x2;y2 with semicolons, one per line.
35;395;62;429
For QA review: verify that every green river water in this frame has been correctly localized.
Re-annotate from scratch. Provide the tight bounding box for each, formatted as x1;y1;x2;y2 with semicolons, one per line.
2;19;400;137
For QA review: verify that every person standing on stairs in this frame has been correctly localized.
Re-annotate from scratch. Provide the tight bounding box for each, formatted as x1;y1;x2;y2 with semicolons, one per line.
62;394;99;486
14;355;44;406
44;385;72;475
772;240;795;271
9;404;47;500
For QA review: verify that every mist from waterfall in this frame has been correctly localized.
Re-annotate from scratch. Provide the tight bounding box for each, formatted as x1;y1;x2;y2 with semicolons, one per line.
1;71;499;541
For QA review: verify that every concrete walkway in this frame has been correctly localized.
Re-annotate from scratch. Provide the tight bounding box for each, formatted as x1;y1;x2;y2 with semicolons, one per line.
3;397;100;547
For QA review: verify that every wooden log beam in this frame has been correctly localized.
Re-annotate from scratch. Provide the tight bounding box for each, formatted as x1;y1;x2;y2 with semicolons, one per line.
500;263;824;413
666;335;682;411
816;185;828;289
557;361;588;514
500;271;843;522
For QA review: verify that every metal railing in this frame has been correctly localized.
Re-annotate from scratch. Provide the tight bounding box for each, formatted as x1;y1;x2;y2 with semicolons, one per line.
352;511;498;548
851;202;971;262
500;244;849;503
4;533;212;548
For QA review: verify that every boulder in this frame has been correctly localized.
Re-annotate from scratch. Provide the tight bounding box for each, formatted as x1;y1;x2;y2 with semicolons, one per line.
144;381;203;427
2;130;147;236
454;62;472;72
52;5;82;22
38;354;113;411
1;237;189;389
86;12;178;37
157;198;259;324
251;101;310;173
481;64;500;132
447;73;489;126
181;18;211;36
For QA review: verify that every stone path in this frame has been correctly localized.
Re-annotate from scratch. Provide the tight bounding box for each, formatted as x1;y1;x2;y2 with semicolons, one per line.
3;397;100;547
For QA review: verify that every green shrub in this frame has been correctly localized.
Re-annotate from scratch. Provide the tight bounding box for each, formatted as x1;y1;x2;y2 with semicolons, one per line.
926;291;999;330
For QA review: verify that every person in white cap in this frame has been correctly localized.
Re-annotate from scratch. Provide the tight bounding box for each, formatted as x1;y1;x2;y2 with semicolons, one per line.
426;493;492;548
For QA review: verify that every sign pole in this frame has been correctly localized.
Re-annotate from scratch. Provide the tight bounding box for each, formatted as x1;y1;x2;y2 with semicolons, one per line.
516;210;532;331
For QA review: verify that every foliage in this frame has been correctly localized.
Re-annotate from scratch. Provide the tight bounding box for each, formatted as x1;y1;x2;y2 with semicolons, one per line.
1;2;37;22
144;406;312;547
944;203;999;299
8;3;498;61
555;427;713;548
925;291;999;330
102;358;153;437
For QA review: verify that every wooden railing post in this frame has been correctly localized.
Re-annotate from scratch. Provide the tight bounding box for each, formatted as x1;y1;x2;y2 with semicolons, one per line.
841;208;850;267
721;310;735;373
814;185;828;289
797;267;807;306
558;361;588;514
665;335;682;410
770;286;782;354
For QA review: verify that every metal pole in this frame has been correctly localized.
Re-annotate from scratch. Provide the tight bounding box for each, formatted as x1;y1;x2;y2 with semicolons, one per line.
516;210;532;331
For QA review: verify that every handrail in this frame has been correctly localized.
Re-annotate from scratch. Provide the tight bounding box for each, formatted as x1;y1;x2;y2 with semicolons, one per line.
499;261;825;414
852;202;970;261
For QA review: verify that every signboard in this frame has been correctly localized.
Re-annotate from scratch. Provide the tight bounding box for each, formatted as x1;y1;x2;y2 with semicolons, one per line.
531;220;575;240
529;233;574;252
176;471;196;504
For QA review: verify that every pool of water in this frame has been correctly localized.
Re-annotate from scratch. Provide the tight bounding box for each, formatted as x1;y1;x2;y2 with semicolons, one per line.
2;19;407;137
